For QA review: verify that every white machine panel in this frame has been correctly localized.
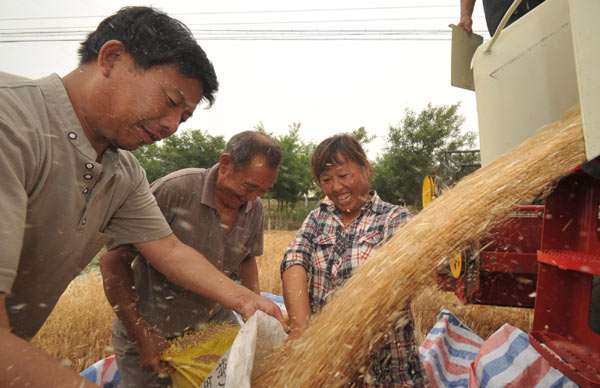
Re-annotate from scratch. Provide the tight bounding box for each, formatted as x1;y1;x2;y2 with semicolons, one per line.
472;0;600;165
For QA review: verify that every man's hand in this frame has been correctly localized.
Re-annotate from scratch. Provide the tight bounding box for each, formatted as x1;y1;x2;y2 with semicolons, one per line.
458;15;474;34
239;293;290;333
458;0;476;34
100;247;172;375
135;324;172;377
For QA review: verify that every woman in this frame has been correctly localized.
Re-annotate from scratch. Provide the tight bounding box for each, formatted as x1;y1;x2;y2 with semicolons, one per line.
280;134;429;387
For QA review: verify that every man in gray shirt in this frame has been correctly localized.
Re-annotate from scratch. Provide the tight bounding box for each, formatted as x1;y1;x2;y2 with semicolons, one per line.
0;7;286;388
101;131;282;387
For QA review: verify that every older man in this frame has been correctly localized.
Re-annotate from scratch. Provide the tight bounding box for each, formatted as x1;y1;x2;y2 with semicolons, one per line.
0;7;285;388
101;131;281;387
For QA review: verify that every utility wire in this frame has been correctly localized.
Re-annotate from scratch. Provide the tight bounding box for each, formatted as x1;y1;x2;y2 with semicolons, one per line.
0;14;485;36
182;16;458;27
175;5;460;15
0;25;489;42
0;15;463;31
0;37;455;43
0;29;490;43
0;28;466;35
0;5;460;22
0;6;488;43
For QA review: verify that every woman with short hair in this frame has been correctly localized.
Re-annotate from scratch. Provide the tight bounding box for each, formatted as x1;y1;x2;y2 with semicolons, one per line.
281;134;429;387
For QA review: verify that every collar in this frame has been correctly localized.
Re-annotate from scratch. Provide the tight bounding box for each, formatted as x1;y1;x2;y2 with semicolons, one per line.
38;73;118;164
320;190;384;215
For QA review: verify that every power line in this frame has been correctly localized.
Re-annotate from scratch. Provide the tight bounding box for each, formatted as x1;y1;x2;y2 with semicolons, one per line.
0;28;491;43
0;27;487;35
0;28;470;36
183;16;459;27
0;37;455;43
0;5;459;22
0;16;463;31
0;5;487;43
0;16;488;40
176;5;460;15
0;39;82;43
0;14;486;37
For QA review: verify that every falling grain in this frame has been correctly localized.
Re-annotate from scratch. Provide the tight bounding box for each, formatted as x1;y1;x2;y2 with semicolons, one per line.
253;108;585;387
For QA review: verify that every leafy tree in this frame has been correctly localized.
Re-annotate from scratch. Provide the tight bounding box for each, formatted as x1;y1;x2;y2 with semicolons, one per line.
132;143;167;184
132;129;225;183
269;123;315;208
372;103;478;209
160;130;225;175
253;121;267;133
351;126;376;145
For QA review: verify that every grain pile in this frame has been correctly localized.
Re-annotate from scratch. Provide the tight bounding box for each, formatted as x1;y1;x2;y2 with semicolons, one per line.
253;109;585;387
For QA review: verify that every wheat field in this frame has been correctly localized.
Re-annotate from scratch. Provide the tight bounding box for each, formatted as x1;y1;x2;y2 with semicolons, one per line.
31;230;533;372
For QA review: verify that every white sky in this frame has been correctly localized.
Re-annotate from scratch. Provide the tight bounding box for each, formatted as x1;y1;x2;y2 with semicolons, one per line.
0;0;488;159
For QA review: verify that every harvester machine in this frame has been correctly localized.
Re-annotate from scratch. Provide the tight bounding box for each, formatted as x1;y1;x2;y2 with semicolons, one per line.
439;0;600;386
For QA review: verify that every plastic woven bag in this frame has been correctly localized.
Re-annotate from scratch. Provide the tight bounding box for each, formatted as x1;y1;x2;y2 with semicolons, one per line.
223;310;288;388
161;323;240;388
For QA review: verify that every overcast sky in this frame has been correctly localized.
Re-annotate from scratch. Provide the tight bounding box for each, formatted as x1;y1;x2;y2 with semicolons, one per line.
0;0;488;159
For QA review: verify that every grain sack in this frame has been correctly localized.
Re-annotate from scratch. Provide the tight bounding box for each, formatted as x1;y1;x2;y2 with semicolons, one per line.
162;293;288;388
224;310;288;388
161;323;240;388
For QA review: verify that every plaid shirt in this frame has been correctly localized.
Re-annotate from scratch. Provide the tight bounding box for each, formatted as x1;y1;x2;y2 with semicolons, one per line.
281;192;429;387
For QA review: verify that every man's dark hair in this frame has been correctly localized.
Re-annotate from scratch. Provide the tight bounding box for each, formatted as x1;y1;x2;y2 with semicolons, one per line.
78;6;218;107
311;134;370;182
224;131;283;171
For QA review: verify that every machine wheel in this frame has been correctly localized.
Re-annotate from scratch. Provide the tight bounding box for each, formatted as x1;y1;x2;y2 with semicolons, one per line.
450;251;466;278
422;176;437;208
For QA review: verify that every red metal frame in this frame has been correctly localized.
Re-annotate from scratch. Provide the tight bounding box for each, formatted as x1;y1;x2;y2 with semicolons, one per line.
437;205;543;308
436;170;600;386
530;171;600;388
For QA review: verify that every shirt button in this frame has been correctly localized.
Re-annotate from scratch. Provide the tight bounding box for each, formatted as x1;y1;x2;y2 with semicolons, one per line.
83;173;93;180
82;218;87;225
85;162;94;170
82;187;89;194
67;132;77;140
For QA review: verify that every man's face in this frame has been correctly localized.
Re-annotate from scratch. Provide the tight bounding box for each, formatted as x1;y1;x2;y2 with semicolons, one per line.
215;154;278;209
90;55;203;151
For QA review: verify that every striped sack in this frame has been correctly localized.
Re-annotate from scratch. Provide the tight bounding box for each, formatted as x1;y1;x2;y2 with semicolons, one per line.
470;324;577;388
420;309;484;388
80;354;122;387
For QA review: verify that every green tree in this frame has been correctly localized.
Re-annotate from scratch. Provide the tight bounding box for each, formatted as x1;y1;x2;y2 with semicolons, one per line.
132;129;225;183
372;103;478;209
269;123;315;208
351;126;376;145
131;143;167;184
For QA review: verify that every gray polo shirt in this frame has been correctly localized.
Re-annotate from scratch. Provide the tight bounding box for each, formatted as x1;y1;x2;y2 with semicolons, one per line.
0;72;172;338
126;165;264;338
